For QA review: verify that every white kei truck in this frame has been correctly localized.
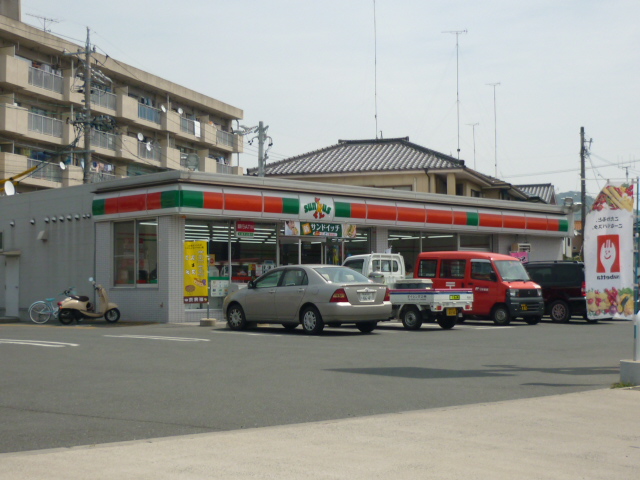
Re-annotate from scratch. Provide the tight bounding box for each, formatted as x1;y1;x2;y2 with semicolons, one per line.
342;253;474;330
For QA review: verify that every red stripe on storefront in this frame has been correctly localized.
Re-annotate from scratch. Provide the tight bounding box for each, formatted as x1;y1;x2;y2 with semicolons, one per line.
351;203;367;218
367;204;397;221
263;196;283;213
547;218;560;231
397;206;426;223
426;209;453;225
452;211;468;225
104;197;119;215
117;194;146;213
527;217;548;231
479;213;502;228
147;192;163;210
503;215;526;229
225;193;263;212
203;192;224;210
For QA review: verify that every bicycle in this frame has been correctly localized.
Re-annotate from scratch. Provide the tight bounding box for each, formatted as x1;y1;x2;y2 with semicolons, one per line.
28;288;75;324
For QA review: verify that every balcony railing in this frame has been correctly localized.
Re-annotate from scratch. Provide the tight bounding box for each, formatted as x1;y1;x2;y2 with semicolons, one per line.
138;141;160;161
138;104;161;124
91;129;117;151
28;67;64;93
217;129;234;147
180;117;196;135
91;90;117;110
89;171;117;184
28;113;63;138
27;158;63;183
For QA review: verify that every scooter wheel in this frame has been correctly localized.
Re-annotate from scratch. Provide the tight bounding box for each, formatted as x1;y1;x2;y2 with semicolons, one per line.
59;309;75;325
105;308;121;323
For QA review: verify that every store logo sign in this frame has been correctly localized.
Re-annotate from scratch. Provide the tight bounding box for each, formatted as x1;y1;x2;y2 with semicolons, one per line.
236;221;255;238
303;197;332;219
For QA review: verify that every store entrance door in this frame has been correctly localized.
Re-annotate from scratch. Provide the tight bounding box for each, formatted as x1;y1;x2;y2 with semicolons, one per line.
279;237;343;265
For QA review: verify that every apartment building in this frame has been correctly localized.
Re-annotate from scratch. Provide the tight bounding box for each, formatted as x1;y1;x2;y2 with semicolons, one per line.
0;6;244;193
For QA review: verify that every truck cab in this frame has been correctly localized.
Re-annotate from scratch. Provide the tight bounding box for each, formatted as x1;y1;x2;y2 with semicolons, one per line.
342;253;406;285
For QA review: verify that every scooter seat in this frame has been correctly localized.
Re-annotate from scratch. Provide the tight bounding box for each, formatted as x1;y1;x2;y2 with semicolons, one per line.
71;295;90;302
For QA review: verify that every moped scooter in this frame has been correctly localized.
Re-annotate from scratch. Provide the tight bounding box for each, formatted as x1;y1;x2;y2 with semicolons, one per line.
58;278;120;324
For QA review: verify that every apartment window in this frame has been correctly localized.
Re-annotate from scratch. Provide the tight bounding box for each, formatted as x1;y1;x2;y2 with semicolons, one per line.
114;220;158;286
471;189;482;198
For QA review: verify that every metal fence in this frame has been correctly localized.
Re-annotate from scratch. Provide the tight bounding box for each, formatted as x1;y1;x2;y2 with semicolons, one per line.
89;171;117;184
28;113;63;138
91;129;117;151
27;158;63;183
216;129;235;147
180;117;196;135
138;141;160;161
138;104;161;124
28;67;63;93
91;90;117;110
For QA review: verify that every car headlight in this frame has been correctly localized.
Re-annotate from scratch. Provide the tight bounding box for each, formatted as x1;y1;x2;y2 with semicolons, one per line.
508;289;517;297
536;288;542;297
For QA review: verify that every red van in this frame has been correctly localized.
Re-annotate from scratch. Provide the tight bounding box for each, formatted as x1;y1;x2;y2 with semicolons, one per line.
415;251;544;325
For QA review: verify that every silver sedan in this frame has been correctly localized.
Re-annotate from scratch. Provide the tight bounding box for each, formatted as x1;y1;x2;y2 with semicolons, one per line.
223;265;392;335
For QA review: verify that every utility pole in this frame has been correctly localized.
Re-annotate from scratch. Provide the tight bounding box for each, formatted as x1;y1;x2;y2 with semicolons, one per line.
487;82;500;177
83;27;92;184
580;126;587;231
443;29;467;160
235;122;272;177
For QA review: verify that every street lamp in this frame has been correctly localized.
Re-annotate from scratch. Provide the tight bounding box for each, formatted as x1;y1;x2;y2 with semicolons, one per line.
487;82;500;177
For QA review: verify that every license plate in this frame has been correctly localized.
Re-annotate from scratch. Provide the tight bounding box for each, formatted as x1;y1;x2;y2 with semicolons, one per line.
521;304;528;311
449;294;460;300
359;293;374;302
446;308;457;316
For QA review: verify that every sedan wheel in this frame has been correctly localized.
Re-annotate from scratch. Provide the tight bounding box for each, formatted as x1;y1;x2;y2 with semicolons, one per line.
227;304;247;331
301;306;324;335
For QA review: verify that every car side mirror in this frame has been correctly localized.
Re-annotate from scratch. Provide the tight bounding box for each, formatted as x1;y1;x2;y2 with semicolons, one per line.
247;280;255;289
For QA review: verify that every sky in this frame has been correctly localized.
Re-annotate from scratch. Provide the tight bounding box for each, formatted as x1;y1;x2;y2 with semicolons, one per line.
21;0;640;197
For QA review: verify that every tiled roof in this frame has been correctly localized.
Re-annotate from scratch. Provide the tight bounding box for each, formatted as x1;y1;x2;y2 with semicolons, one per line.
516;184;557;205
251;138;465;176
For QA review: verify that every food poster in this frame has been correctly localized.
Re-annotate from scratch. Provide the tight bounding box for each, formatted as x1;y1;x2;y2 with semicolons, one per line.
284;221;357;238
584;183;635;319
184;241;209;304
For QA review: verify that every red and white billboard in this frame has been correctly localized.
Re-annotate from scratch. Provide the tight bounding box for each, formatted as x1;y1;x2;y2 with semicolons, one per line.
584;183;635;319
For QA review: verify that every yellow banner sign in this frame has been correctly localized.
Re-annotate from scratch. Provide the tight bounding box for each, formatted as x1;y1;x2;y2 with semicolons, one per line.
184;241;208;304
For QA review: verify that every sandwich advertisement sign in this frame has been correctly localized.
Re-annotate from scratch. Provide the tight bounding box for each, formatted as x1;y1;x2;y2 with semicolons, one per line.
583;183;635;320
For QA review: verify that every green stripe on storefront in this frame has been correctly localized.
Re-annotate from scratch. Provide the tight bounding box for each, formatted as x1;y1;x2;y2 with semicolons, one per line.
466;212;479;226
92;199;105;216
181;190;204;208
161;191;181;208
558;219;569;232
282;198;300;214
334;202;351;218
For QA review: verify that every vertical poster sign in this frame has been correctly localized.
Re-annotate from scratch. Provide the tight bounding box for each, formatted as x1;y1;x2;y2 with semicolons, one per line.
584;183;635;319
184;241;208;304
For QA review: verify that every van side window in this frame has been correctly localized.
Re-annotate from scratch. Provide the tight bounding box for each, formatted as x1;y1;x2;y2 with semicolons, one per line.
471;260;495;281
441;259;466;279
418;259;438;278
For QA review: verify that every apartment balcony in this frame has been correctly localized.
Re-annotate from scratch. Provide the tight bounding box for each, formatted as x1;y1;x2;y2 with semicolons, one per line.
27;112;68;146
0;152;83;190
0;103;28;136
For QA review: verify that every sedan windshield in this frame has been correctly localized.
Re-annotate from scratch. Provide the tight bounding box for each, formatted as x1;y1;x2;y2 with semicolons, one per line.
313;266;371;284
494;260;531;282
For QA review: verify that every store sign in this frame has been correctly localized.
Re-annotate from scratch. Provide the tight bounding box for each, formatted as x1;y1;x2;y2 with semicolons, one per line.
584;183;635;319
509;252;529;264
284;221;357;238
301;196;335;221
236;220;255;238
184;241;208;304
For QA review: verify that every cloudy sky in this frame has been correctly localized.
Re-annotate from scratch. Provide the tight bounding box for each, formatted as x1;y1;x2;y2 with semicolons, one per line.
22;0;640;196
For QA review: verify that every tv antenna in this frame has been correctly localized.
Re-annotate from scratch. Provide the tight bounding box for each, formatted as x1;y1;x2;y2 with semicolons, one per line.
26;13;59;32
443;29;467;160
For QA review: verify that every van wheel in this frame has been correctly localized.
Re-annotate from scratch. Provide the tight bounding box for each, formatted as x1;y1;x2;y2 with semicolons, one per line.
549;300;571;323
401;306;423;330
525;316;541;325
491;305;511;326
437;315;457;330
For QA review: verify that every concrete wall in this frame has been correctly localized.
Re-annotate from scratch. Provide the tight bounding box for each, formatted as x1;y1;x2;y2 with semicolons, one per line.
0;183;96;319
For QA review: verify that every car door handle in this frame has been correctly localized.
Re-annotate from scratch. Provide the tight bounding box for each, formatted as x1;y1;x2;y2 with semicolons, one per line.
297;288;305;293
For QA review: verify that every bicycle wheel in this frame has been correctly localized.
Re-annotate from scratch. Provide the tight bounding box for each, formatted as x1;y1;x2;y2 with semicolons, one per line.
29;301;53;324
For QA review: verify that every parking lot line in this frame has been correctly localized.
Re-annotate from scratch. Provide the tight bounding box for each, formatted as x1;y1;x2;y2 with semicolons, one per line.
103;335;210;342
0;339;78;347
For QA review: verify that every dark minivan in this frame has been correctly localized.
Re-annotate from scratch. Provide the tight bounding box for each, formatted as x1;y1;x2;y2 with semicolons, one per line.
524;261;592;323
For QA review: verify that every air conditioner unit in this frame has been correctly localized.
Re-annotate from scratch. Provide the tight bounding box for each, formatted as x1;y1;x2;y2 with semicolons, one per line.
511;243;531;252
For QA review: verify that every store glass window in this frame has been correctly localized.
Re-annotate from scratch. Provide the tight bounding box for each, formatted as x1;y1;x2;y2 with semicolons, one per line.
460;234;492;251
422;233;457;251
388;230;421;272
114;220;158;286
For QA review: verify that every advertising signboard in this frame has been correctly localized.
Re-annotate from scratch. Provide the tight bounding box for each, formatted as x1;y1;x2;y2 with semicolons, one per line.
184;241;208;304
584;183;635;319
